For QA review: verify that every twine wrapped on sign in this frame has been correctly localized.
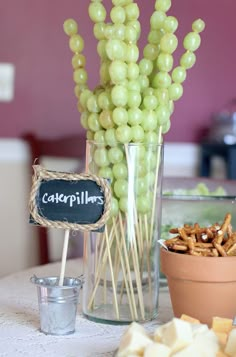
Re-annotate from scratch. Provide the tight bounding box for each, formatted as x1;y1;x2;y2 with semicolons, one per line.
29;165;111;231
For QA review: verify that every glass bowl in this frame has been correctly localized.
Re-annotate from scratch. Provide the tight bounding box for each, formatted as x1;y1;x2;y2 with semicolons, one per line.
161;176;236;241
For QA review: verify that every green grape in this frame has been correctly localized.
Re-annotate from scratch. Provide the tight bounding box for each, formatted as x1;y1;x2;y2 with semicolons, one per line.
97;40;109;60
128;107;143;126
139;58;153;76
99;110;114;129
145;171;155;187
94;147;110;167
160;33;178;54
143;87;155;96
74;84;81;98
180;51;196;69
125;3;140;21
98;91;113;110
127;63;140;80
86;130;94;140
127;20;141;39
148;29;164;45
112;0;132;6
127;90;142;108
79;89;93;108
72;53;86;69
108;146;124;164
138;75;149;91
113;162;128;179
131;125;145;142
93;22;106;40
135;177;148;195
171;66;186;83
143;43;159;61
141;110;157;132
127;79;141;92
105;128;118;146
144;131;158;144
183;32;201;52
168;83;183;101
126;44;139;63
155;0;171;12
104;23;114;40
146;153;159;172
110;6;126;24
94;129;106;143
163;16;178;33
109;60;127;84
143;95;158;110
110;197;119;217
106;39;126;61
161;118;171;133
169;99;174;114
113;24;126;40
63;19;78;36
69;34;84;53
156;52;173;72
98;167;113;182
192;19;205;33
80;111;89;130
115;125;132;143
136;196;151;214
150;11;166;31
119;197;128;213
88;2;107;23
114;179;128;198
155;104;170;125
125;24;139;43
88;112;102;132
73;68;88;85
152;71;171;89
86;94;101;113
113;107;128;125
111;85;128;107
135;160;147;177
99;61;111;84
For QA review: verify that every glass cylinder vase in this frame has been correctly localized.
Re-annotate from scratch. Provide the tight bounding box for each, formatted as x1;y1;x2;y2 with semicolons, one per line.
83;140;163;324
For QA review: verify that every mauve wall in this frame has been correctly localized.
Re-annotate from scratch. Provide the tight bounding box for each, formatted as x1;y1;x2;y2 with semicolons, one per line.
0;0;235;142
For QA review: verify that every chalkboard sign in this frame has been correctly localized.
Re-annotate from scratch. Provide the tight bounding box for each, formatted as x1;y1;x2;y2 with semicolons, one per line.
29;165;111;231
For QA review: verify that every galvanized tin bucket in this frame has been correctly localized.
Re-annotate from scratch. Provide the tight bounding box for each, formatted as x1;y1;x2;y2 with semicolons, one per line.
31;275;83;335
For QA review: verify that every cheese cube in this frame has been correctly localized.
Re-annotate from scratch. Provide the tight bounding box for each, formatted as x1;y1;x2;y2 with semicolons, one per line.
224;328;236;356
214;331;228;348
180;314;200;324
153;321;172;342
116;323;152;357
212;316;233;334
143;342;171;357
193;329;219;357
161;318;193;353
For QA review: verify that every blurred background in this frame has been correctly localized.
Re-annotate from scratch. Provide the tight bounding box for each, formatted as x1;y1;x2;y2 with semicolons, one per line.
0;0;235;276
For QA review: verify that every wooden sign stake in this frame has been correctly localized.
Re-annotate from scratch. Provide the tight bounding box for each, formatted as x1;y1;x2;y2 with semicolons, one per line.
59;229;70;286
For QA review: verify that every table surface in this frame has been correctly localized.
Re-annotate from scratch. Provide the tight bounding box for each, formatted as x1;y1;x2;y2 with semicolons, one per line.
0;259;173;357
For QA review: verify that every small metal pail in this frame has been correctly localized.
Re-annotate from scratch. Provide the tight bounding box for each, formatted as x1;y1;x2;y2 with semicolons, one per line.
31;275;83;335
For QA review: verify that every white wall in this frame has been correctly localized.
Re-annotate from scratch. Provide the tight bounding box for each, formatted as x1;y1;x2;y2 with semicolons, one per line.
0;139;226;277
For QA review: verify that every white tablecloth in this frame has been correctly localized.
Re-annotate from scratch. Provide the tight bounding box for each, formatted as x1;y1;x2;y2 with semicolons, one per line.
0;259;173;357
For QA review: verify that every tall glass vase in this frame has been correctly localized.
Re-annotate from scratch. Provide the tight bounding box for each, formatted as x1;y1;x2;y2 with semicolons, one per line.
83;140;163;324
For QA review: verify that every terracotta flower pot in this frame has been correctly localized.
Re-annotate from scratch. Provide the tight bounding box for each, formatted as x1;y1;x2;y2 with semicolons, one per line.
160;248;236;326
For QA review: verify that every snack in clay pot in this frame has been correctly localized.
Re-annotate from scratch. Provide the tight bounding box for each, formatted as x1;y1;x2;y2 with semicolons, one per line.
164;213;236;257
116;315;236;356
